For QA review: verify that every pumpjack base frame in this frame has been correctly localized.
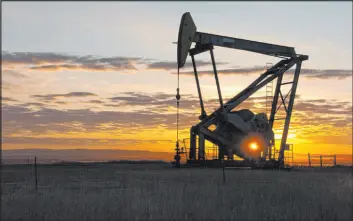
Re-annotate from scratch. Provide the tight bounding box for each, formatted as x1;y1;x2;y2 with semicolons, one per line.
186;159;284;169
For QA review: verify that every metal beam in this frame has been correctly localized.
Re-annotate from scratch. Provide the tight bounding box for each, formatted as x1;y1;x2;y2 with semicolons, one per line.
269;73;284;130
198;126;231;147
195;59;294;129
189;43;213;56
194;32;296;58
279;90;288;113
191;55;207;119
224;59;297;113
273;88;292;116
278;61;302;164
210;49;224;108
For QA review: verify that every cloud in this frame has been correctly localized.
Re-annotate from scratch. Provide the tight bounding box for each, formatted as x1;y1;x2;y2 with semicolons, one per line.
29;63;136;72
2;52;77;65
1;91;201;135
298;69;352;76
1;103;195;135
2;137;172;146
55;101;68;105
104;92;302;118
31;92;97;101
294;100;352;115
303;99;328;104
304;73;352;80
2;51;230;73
1;69;28;78
2;91;351;149
21;102;45;107
3;51;351;80
108;92;200;112
173;67;352;80
1;81;20;91
104;104;122;108
1;97;18;102
2;52;141;72
88;100;105;104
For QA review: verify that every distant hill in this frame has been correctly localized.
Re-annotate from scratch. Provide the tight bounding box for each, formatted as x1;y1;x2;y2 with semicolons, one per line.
1;148;174;165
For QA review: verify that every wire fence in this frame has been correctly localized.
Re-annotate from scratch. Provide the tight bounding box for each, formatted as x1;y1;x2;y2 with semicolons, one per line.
1;155;347;167
2;157;65;165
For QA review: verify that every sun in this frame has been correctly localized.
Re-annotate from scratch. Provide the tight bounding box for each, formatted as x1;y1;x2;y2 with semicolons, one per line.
249;142;258;150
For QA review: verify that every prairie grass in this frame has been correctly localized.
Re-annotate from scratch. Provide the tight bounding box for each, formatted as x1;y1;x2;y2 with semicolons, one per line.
2;164;352;221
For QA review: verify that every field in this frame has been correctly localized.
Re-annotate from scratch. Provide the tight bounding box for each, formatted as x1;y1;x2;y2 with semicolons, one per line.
2;163;352;221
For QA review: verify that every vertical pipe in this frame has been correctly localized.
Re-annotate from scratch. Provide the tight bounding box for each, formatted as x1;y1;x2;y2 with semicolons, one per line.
209;49;224;108
218;145;224;160
215;145;217;159
268;141;273;160
198;133;205;160
189;127;196;160
291;144;294;166
191;55;206;119
278;61;302;165
273;143;276;159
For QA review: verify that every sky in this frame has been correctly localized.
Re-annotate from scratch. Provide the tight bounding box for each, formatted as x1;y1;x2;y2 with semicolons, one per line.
2;2;352;165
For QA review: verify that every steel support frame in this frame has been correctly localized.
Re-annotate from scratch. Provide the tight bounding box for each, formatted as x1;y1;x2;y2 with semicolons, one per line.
269;61;303;165
196;58;294;129
189;43;225;160
188;43;307;166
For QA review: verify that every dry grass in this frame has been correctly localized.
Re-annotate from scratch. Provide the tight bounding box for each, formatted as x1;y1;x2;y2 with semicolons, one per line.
2;164;352;221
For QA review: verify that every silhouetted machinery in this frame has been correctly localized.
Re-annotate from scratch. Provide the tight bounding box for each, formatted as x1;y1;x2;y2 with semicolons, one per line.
175;12;308;168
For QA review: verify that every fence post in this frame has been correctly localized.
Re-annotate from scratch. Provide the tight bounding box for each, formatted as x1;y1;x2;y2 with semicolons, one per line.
320;155;323;168
308;153;311;167
333;155;337;166
222;159;226;184
34;157;38;191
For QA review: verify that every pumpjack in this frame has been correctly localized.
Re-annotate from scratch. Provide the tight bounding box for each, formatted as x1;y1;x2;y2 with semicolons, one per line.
175;12;308;169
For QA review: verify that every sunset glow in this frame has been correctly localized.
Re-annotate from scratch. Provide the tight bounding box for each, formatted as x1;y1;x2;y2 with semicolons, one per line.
2;2;352;165
249;142;258;151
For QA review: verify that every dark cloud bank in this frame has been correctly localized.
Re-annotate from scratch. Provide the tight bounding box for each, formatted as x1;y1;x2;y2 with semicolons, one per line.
2;51;351;79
